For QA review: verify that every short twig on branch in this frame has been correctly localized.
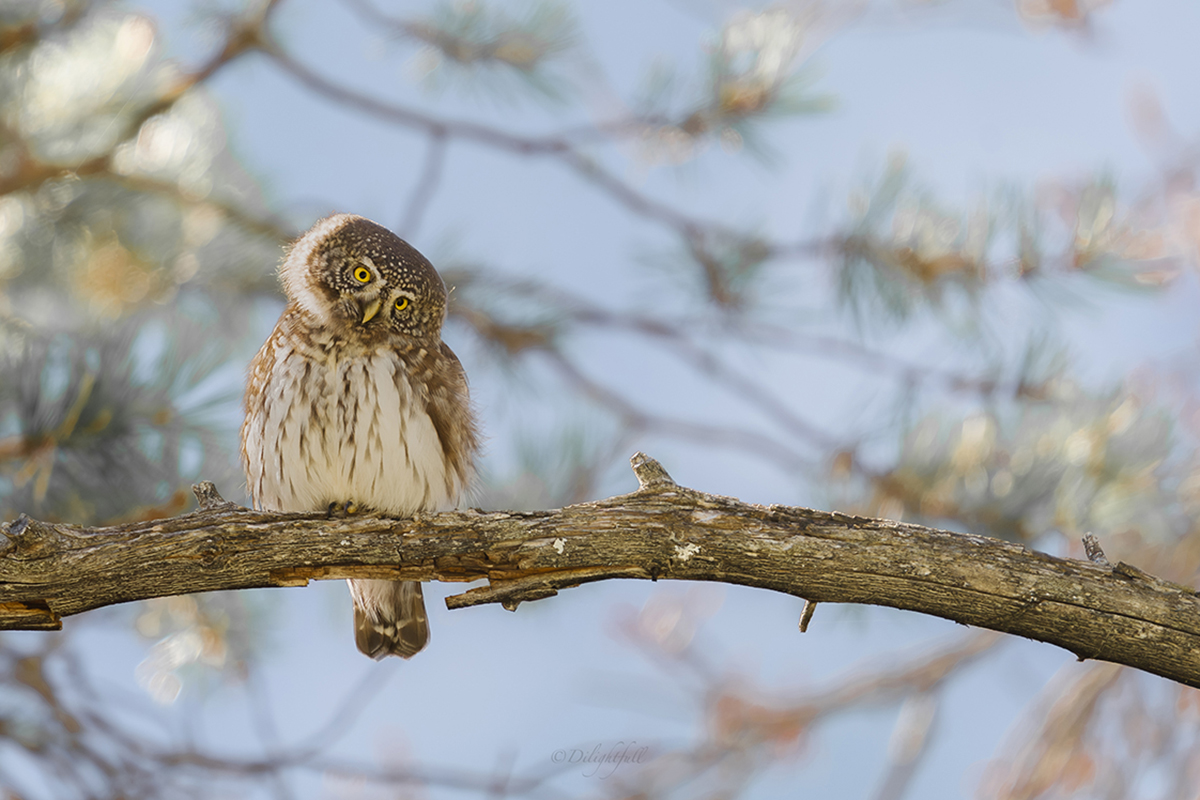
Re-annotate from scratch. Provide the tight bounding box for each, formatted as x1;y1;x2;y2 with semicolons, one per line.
1;454;1199;688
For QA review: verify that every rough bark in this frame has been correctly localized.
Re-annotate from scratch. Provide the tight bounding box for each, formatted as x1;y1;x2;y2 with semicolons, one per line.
2;453;1198;688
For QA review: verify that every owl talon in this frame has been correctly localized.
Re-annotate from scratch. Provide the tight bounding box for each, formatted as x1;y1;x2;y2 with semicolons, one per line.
327;501;360;518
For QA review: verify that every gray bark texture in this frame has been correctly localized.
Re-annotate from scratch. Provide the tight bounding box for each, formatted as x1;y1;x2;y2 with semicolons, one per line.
2;453;1198;687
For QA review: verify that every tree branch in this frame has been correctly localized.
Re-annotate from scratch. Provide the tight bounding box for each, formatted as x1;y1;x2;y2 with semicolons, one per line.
2;453;1198;688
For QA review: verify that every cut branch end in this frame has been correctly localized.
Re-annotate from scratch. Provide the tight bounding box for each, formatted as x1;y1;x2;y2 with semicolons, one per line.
192;481;237;512
630;451;677;490
1082;533;1109;565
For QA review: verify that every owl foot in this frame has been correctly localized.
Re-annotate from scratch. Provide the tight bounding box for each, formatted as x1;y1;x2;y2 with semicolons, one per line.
327;501;361;518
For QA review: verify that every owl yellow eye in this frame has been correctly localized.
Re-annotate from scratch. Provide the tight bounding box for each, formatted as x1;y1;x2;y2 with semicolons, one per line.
353;266;371;283
395;297;409;311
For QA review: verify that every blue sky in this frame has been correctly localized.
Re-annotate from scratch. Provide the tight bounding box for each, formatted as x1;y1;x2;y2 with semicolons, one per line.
31;1;1200;796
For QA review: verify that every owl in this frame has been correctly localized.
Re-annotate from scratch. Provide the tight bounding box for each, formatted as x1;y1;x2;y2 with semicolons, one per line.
240;213;479;659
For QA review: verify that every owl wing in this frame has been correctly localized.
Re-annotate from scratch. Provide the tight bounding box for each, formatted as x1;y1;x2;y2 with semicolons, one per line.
240;315;285;509
423;341;480;502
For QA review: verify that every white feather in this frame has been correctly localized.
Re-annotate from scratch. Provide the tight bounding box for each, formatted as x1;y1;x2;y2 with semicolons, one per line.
253;346;453;516
279;214;360;326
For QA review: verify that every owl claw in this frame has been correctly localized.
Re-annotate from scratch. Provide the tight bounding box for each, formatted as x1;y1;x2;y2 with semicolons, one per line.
327;501;360;518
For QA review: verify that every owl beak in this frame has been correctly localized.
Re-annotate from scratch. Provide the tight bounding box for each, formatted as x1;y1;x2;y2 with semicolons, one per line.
359;297;383;324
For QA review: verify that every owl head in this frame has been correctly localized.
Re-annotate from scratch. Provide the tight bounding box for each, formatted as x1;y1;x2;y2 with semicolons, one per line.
280;214;447;343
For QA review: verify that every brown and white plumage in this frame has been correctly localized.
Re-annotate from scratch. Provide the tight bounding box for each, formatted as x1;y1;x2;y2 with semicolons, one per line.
241;213;478;659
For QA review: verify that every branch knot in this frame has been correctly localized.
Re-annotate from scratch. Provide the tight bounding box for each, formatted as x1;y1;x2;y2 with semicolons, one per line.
4;514;63;558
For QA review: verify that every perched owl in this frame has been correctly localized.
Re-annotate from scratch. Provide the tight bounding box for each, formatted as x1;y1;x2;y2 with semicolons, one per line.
240;213;479;659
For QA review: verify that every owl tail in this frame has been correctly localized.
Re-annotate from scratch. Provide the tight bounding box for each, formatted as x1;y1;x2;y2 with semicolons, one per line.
348;579;430;659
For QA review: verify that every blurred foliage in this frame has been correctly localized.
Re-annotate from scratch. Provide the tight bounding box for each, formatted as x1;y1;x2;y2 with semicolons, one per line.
838;155;988;326
846;384;1182;546
835;156;1179;331
0;0;284;529
0;4;286;774
636;7;835;164
347;0;582;103
0;313;242;524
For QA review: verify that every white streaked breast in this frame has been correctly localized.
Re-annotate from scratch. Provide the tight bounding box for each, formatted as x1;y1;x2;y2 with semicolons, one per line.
252;347;453;515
